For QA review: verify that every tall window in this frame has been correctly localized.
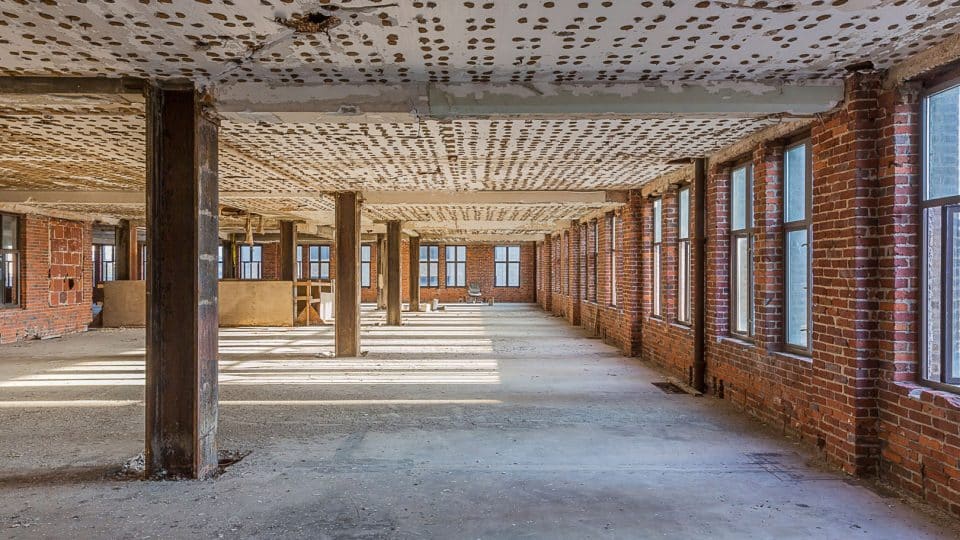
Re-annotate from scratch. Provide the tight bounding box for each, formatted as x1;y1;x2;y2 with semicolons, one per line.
784;140;812;353
218;245;224;279
420;244;440;287
922;82;960;387
308;245;330;280
581;224;588;300
239;244;262;279
139;242;148;280
495;245;521;287
652;198;662;317
296;245;303;280
678;187;691;324
730;162;754;338
1;213;19;308
445;245;466;287
361;244;372;288
592;220;599;302
609;214;618;307
92;244;116;284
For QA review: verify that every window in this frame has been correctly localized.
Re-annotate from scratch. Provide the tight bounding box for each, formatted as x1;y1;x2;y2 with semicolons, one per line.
361;244;372;288
784;141;812;353
580;225;588;300
1;213;19;308
239;244;262;280
92;244;116;284
308;245;330;280
677;187;691;324
296;245;303;280
730;162;755;338
139;242;147;280
591;220;599;302
495;245;521;287
420;244;439;287
609;214;618;307
652;198;662;317
445;245;466;287
922;82;960;387
218;245;224;280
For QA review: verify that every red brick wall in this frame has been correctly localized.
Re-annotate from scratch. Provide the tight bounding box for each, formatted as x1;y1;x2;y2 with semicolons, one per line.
535;72;960;518
0;214;92;344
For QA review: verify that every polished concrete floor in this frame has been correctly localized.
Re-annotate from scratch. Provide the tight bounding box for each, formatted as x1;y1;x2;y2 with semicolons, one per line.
0;304;956;539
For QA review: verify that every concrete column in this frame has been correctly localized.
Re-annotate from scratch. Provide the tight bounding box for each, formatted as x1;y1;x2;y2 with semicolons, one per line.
145;82;219;479
279;220;297;282
115;219;138;280
335;192;361;357
386;220;402;325
408;235;420;312
376;233;387;310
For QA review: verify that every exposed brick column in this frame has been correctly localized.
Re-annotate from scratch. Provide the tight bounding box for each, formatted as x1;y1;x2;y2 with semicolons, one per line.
621;191;644;355
705;163;732;340
753;143;786;350
566;222;581;326
810;72;882;475
541;234;552;311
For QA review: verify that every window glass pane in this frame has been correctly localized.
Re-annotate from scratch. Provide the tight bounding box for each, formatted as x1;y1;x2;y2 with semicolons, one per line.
320;246;330;261
253;246;262;262
309;246;319;261
458;263;466;286
951;210;960;380
508;246;520;262
678;242;688;322
457;246;466;260
1;215;16;249
495;263;506;286
446;246;455;260
653;245;661;316
925;86;960;201
495;246;506;261
361;245;370;262
735;236;751;334
926;208;943;381
785;144;808;222
507;263;519;287
786;229;809;347
653;199;662;242
420;246;428;260
732;165;748;231
678;189;689;240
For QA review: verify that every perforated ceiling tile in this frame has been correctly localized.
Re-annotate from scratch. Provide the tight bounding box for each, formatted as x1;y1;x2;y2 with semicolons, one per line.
1;1;959;83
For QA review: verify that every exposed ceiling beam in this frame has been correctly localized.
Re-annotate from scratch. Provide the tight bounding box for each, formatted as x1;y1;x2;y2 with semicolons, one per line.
215;81;844;122
0;191;144;204
0;202;121;224
0;77;146;94
401;220;558;230
418;233;543;243
363;190;626;205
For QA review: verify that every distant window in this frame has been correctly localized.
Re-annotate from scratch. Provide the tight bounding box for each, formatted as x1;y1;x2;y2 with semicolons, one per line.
922;82;960;388
239;244;262;280
361;244;372;288
93;244;116;284
652;198;662;317
218;245;224;280
784;141;812;353
420;244;440;287
730;162;754;338
139;242;147;280
296;245;303;280
677;187;691;324
0;213;20;308
495;245;521;287
308;245;330;280
445;245;466;287
591;220;599;302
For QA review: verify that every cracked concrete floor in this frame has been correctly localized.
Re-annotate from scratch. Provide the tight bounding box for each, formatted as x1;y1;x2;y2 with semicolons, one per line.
0;304;956;539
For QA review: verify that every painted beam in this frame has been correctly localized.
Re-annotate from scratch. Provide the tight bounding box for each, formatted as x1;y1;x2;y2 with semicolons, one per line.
215;81;843;121
0;76;145;94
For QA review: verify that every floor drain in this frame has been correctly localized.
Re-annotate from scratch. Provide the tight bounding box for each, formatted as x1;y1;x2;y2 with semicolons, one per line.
652;382;686;394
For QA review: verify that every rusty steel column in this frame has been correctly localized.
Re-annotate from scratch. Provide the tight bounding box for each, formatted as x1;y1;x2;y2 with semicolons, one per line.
279;220;297;282
376;233;387;310
693;157;707;393
145;82;219;479
408;235;421;312
115;219;138;280
386;220;402;325
335;192;361;357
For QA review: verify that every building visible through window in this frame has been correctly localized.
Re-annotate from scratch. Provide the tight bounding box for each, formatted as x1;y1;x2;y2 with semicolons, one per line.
784;140;812;353
92;244;116;285
0;213;19;308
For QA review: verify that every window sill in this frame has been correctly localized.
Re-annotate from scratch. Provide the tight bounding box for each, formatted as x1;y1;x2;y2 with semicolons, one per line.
717;335;755;348
892;380;960;409
669;322;693;333
770;349;813;365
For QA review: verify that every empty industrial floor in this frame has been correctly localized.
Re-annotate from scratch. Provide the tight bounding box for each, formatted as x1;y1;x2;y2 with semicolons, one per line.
0;304;954;539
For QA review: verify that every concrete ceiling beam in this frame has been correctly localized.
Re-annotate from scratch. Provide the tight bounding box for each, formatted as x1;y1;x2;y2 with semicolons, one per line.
363;190;627;205
214;81;844;122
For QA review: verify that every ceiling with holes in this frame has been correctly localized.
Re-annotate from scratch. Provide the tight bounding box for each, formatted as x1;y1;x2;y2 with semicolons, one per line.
1;0;959;238
1;1;958;83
